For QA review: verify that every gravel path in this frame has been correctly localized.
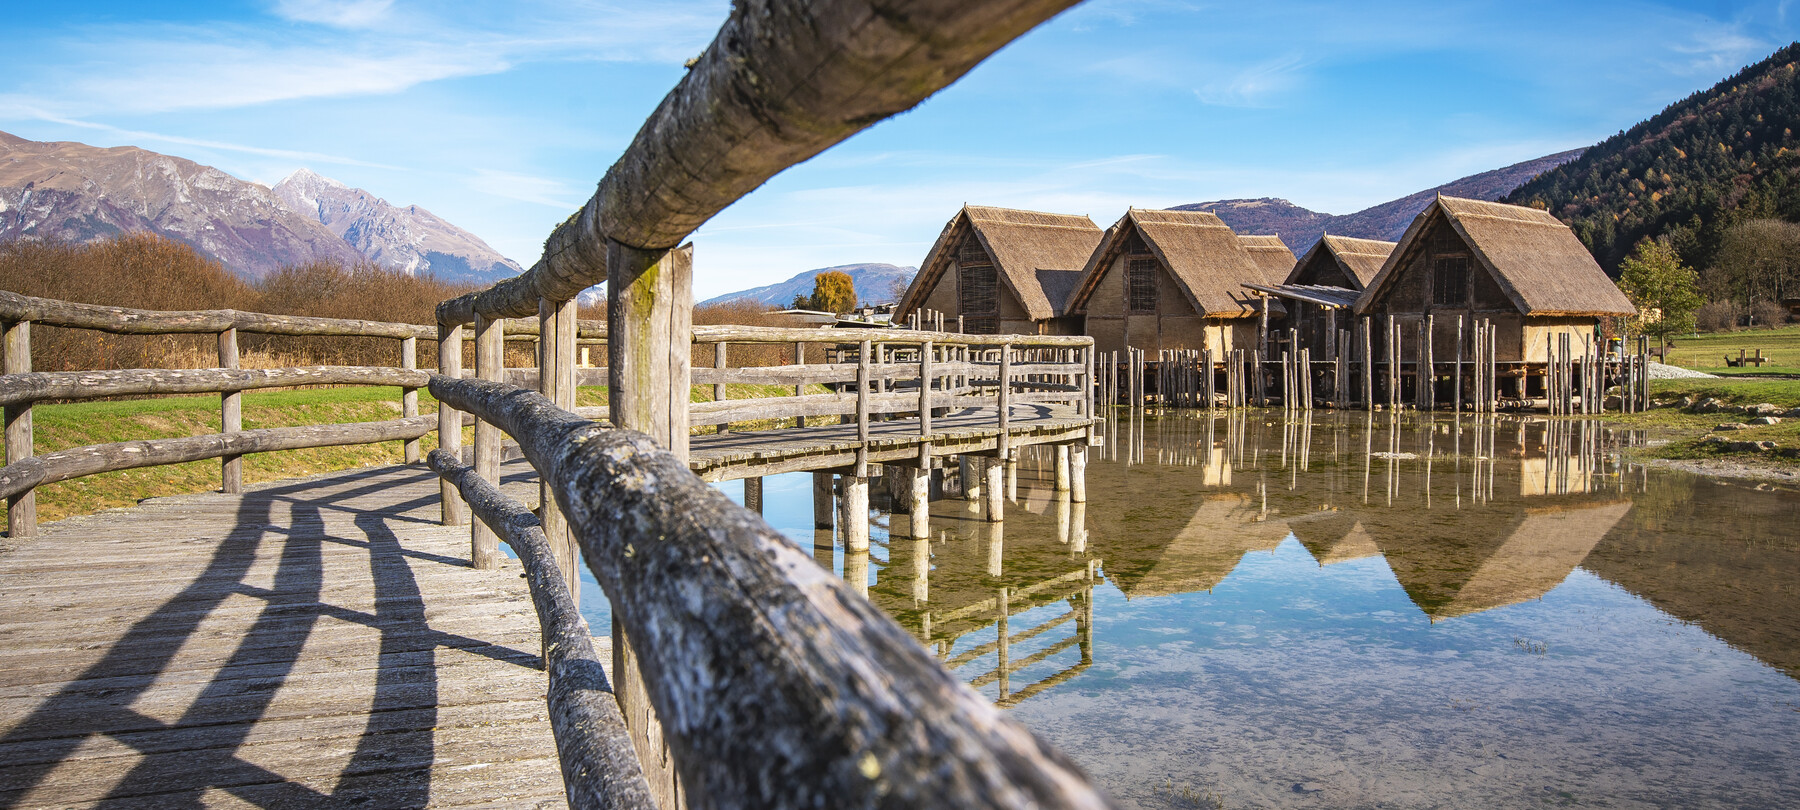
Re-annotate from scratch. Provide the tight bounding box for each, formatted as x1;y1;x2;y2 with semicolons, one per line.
1648;362;1719;379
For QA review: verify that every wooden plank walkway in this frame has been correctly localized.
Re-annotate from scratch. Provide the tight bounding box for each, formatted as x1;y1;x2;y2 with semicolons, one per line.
0;463;576;809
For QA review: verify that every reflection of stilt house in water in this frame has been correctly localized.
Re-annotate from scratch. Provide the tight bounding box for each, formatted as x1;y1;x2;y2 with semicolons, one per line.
1352;196;1636;402
1290;512;1381;566
1103;492;1293;597
1371;500;1632;620
1246;235;1396;354
1067;209;1287;354
894;205;1103;335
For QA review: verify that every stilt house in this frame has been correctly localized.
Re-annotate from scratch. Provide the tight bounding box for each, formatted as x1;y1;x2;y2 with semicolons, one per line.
1353;195;1635;369
1066;209;1286;355
1244;235;1396;354
895;205;1103;335
1237;234;1298;281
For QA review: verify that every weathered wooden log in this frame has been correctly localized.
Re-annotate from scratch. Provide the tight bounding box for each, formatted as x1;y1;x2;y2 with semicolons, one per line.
436;0;1086;324
5;319;33;537
427;375;1112;809
0;416;434;501
427;450;657;810
0;290;434;339
0;366;431;406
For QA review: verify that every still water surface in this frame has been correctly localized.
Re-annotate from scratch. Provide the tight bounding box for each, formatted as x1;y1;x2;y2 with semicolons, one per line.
582;411;1800;809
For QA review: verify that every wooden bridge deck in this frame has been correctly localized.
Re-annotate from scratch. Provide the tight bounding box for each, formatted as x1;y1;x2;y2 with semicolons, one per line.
0;463;575;809
689;403;1094;481
0;405;1093;808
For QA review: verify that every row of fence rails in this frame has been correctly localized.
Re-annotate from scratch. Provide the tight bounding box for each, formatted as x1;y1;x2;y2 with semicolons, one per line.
0;290;435;538
427;374;1114;809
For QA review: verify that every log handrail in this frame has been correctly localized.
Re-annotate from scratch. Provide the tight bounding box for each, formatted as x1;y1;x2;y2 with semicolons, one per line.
0;290;436;339
426;450;656;810
428;374;1111;809
435;0;1086;326
0;366;429;407
0;415;433;502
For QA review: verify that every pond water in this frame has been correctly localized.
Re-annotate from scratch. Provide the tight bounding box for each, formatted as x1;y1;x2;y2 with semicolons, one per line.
580;411;1800;809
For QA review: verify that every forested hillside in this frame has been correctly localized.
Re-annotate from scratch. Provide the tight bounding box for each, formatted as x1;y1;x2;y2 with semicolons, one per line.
1506;42;1800;277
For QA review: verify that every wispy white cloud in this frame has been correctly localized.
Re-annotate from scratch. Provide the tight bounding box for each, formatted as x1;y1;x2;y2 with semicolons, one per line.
272;0;396;29
10;109;401;169
467;169;586;210
1;2;722;117
1193;53;1313;108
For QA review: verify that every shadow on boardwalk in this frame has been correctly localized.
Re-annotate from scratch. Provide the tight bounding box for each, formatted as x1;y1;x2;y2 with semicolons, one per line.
0;464;567;809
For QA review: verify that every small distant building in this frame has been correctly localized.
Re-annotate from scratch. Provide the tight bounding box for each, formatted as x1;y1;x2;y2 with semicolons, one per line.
1245;235;1397;354
895;205;1103;335
1066;209;1286;356
1353;196;1635;367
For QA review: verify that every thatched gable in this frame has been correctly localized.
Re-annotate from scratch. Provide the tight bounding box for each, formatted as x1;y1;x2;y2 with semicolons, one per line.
1069;208;1285;318
897;205;1102;322
1238;234;1298;281
1288;235;1395;290
1355;196;1635;317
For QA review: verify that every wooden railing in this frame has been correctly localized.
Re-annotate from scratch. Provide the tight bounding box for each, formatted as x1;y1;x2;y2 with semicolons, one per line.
0;290;432;538
428;374;1110;809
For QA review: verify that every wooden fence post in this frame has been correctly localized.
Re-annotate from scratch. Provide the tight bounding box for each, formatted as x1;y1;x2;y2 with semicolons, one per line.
793;341;806;428
997;342;1011;461
471;313;504;570
540;297;577;596
401;336;420;463
4;320;32;537
714;342;729;434
437;322;466;526
856;339;871;478
919;340;934;438
219;327;242;493
606;240;694;810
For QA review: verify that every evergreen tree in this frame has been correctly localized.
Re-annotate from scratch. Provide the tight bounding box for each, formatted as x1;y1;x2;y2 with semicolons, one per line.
1617;238;1704;354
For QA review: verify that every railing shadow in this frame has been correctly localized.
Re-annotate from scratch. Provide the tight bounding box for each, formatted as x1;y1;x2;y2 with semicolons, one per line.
0;466;532;808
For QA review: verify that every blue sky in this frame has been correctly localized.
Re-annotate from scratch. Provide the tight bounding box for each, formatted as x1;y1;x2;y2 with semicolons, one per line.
2;1;1795;299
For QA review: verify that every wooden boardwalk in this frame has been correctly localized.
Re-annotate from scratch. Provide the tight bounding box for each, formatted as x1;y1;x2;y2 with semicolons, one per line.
0;462;577;809
689;404;1093;481
0;406;1094;808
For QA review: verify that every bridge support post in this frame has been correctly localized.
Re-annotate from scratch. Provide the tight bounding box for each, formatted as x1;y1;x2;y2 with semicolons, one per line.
1006;456;1018;502
841;475;869;552
219;327;241;494
1054;444;1071;493
812;472;834;529
960;455;980;501
743;476;762;514
907;466;930;539
4;320;33;537
471;313;504;570
606;240;693;810
1070;444;1088;503
436;322;466;526
984;456;1004;522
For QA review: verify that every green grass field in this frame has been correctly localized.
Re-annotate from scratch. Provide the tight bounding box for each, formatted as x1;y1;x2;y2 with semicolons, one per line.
13;381;826;525
1659;324;1800;376
1614;377;1800;466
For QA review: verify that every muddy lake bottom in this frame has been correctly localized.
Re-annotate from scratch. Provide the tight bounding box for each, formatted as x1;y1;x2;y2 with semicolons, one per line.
571;410;1800;809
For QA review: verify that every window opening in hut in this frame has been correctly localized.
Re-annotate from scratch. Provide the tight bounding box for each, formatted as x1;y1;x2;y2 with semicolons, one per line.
959;236;999;334
1126;231;1152;256
1128;258;1159;314
1433;256;1469;308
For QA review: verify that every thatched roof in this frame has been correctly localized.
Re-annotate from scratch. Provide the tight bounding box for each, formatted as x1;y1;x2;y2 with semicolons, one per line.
1288;235;1395;290
1238;234;1298;280
1068;208;1286;319
1355;196;1636;317
897;205;1103;321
